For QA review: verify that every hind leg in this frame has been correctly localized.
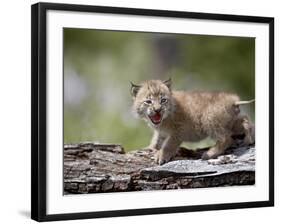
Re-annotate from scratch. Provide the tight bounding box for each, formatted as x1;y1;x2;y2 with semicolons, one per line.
242;118;255;145
202;135;233;160
231;115;255;146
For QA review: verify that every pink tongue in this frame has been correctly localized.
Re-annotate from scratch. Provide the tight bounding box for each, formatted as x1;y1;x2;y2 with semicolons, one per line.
152;113;161;122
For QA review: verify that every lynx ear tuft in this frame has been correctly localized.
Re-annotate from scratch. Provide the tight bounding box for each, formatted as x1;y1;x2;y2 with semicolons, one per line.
163;78;172;90
130;81;141;97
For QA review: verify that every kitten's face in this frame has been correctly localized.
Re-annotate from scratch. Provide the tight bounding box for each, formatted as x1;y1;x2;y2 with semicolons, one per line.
131;79;172;127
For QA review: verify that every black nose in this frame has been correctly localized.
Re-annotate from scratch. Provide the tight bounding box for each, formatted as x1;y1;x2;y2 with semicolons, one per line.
154;108;161;113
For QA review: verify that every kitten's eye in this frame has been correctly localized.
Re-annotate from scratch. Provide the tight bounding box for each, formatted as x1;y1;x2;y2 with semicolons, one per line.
161;98;167;104
144;99;152;104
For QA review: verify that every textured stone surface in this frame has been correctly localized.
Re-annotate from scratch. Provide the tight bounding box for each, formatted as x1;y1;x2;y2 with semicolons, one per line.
64;143;255;194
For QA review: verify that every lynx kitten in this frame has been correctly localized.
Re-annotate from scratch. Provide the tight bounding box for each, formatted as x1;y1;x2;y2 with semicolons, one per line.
130;79;255;165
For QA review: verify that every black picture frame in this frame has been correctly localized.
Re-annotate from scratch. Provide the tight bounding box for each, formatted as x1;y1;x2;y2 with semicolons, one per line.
31;2;274;222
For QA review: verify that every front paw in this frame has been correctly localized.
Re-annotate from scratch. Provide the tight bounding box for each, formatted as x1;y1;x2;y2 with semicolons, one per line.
154;150;173;165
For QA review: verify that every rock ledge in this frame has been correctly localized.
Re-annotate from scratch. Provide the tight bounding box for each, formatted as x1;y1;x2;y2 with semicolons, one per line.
64;143;255;194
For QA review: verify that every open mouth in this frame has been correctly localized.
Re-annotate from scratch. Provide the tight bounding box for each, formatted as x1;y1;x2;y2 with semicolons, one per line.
148;112;162;125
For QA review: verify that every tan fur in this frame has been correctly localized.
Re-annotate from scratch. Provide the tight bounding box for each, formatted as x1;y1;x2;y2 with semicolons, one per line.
131;79;255;165
231;114;255;146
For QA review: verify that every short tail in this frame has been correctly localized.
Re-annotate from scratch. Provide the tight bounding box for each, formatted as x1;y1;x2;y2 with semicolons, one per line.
234;99;255;106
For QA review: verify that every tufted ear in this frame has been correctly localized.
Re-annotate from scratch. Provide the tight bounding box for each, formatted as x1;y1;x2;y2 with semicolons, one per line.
130;81;141;97
163;78;172;90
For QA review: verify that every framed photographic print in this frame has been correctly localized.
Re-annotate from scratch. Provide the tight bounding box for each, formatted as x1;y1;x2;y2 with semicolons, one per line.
31;2;274;222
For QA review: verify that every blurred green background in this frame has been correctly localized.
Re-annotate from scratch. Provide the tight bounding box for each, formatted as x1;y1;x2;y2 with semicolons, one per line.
63;28;255;151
